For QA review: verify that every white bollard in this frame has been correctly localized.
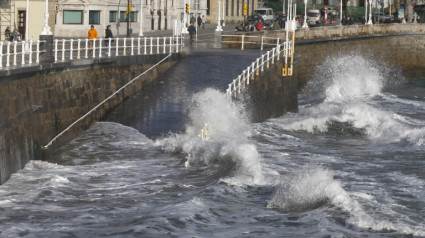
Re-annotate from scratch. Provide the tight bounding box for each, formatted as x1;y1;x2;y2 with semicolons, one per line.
238;75;241;93
261;36;264;51
163;37;166;54
70;39;73;60
123;37;126;56
0;42;3;68
150;37;153;54
241;35;245;50
29;40;33;63
169;36;173;53
77;39;81;59
6;42;10;67
144;37;147;55
13;41;17;66
137;37;141;55
92;39;96;58
54;39;58;62
85;39;89;59
116;38;119;56
108;38;112;57
99;38;102;58
21;41;25;65
62;39;66;61
156;37;159;54
131;37;134;56
36;40;40;63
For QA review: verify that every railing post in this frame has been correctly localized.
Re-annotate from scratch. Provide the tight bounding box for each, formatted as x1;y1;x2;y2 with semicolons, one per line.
256;58;259;75
62;39;65;61
137;37;141;55
150;37;153;54
123;37;126;56
169;36;173;53
242;70;246;88
156;37;159;54
131;37;134;56
266;51;270;68
271;48;275;65
261;36;264;51
233;80;237;98
77;39;81;59
29;40;33;64
241;35;245;50
246;67;250;85
21;41;25;65
70;39;73;60
13;41;17;66
251;62;255;80
108;38;112;57
99;38;103;58
54;39;58;62
85;39;88;59
0;42;3;68
261;55;264;72
163;36;166;54
92;39;96;58
36;40;40;63
144;37;147;55
176;36;179;53
116;38;119;56
276;38;280;61
6;42;10;67
238;75;241;94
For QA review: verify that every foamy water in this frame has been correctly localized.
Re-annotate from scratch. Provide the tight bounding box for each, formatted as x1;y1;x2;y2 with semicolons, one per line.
0;54;424;237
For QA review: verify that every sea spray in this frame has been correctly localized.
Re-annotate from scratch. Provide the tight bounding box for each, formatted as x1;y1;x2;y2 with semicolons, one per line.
157;89;270;186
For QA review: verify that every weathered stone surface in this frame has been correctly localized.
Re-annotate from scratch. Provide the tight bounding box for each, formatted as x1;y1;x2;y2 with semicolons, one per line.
0;53;180;184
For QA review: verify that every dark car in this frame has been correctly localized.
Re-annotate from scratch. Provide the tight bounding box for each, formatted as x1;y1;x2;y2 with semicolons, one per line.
372;12;395;23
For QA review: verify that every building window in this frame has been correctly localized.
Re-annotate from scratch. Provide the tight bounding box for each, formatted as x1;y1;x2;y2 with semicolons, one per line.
63;10;83;24
109;11;117;22
89;10;101;24
226;0;229;16
120;11;138;22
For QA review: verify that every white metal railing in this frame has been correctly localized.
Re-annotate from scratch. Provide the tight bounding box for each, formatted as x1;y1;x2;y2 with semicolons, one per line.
225;41;293;99
53;36;183;63
225;2;298;99
222;35;286;50
0;40;45;69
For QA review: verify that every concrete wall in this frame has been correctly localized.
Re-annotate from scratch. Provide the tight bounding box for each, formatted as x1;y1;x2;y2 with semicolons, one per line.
0;53;180;184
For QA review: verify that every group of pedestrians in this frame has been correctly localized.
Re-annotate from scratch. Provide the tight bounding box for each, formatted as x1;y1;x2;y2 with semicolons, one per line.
188;15;206;42
87;24;114;53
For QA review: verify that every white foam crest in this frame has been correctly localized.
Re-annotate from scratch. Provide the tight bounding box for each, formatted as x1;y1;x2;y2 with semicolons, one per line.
321;55;384;102
24;160;62;170
157;88;270;186
267;166;425;236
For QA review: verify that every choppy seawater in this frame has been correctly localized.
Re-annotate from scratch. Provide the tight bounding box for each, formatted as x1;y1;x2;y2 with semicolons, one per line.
0;52;424;237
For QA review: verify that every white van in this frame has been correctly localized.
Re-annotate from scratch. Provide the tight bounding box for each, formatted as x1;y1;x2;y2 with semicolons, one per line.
253;8;275;25
307;9;321;26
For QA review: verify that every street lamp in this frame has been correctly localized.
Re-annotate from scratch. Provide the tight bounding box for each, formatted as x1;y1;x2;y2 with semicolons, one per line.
41;0;52;35
216;0;223;31
368;0;373;24
340;0;343;25
302;0;308;28
222;0;226;27
139;0;143;36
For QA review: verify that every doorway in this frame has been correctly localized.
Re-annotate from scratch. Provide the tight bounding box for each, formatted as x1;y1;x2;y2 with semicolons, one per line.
18;10;25;40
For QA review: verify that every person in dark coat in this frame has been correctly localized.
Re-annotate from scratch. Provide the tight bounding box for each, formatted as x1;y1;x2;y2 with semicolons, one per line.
4;26;11;41
187;22;196;42
105;25;113;53
197;16;202;28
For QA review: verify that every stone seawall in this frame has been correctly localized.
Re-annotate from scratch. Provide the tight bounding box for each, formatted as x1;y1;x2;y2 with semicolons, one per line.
0;54;180;184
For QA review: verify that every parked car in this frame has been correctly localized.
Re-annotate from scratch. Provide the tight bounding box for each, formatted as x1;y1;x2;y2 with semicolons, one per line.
307;9;321;26
253;8;275;26
276;13;287;28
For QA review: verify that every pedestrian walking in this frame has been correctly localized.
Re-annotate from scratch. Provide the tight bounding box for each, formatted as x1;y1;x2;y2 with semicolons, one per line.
197;15;202;28
188;22;196;42
88;25;98;48
4;26;11;41
202;15;206;29
104;25;113;53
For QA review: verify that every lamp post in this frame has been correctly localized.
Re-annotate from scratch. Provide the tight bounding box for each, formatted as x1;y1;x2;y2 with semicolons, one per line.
340;0;343;25
302;0;308;28
25;0;29;40
139;0;143;36
41;0;52;35
368;0;373;24
365;0;367;24
283;0;286;14
216;0;223;31
222;0;225;26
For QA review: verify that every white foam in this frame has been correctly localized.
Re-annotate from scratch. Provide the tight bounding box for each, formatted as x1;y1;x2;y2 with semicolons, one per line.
157;88;271;186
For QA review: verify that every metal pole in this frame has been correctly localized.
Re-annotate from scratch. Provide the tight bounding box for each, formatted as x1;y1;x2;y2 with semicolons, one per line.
302;0;308;28
222;0;225;26
139;0;144;36
216;0;223;31
25;0;29;40
340;0;343;25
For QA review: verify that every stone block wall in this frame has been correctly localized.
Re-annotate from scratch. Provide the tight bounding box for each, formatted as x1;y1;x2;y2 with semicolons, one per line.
0;54;180;184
